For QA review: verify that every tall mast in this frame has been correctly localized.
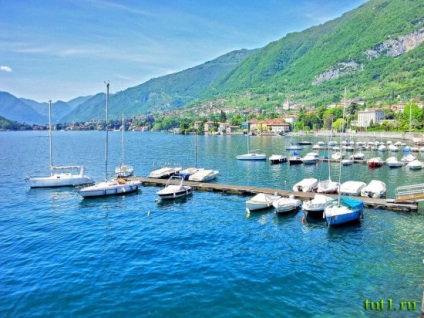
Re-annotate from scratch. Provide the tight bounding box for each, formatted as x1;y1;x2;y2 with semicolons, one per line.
337;88;347;206
105;82;109;181
121;113;125;166
48;100;53;175
195;129;198;167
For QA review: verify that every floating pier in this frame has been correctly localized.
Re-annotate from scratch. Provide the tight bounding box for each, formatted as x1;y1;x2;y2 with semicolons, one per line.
130;177;419;212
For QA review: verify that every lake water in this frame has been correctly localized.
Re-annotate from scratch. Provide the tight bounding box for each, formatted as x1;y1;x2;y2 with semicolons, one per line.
1;131;423;317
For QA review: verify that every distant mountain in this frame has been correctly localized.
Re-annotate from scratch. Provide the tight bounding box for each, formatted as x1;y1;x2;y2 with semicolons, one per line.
19;98;75;124
62;49;256;122
66;95;92;109
0;92;46;124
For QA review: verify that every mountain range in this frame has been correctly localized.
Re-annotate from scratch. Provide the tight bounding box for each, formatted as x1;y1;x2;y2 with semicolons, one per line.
1;0;423;125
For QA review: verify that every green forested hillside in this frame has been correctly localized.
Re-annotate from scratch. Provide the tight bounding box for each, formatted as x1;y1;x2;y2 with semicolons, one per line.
204;0;424;106
62;49;255;122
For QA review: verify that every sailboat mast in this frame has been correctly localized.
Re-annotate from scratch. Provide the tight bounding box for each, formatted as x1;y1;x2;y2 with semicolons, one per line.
337;88;347;206
48;100;53;175
105;82;109;181
195;130;198;167
121;113;125;166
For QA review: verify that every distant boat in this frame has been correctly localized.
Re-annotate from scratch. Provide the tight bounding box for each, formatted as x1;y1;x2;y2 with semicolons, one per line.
179;132;203;180
293;178;318;192
114;114;134;178
288;151;303;165
149;166;182;179
78;83;141;198
236;129;266;160
386;156;404;168
351;152;364;160
341;158;354;166
367;157;384;168
188;169;219;182
157;175;192;200
26;100;94;188
272;195;302;214
269;155;288;164
406;159;423;170
246;193;281;212
286;143;302;151
361;180;386;198
302;152;319;164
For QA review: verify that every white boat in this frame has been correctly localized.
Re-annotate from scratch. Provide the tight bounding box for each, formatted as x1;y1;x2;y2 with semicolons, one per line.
269;155;287;164
236;131;266;160
328;141;337;147
302;194;333;217
406;160;423;170
302;152;319;164
179;167;203;180
272;195;302;214
339;181;366;196
352;152;364;160
331;152;343;160
377;145;387;152
114;114;134;178
188;169;219;182
246;193;281;212
316;179;339;194
286;143;302;151
388;144;399;152
386;156;404;168
26;100;93;188
341;158;354;166
361;180;386;198
78;83;140;198
288;152;303;165
148;166;182;179
293;178;318;192
157;176;192;200
401;153;416;163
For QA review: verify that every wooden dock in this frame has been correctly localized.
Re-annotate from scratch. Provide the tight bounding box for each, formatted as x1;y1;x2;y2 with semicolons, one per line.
130;177;419;212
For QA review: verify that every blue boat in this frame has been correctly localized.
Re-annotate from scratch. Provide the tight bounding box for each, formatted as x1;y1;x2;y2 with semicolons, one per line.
323;197;364;227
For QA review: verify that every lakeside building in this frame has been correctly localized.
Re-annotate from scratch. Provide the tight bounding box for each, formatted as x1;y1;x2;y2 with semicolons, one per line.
352;108;385;127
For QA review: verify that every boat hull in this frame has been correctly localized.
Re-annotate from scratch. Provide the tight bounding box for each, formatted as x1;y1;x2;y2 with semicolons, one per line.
78;181;140;198
158;188;192;200
28;175;94;188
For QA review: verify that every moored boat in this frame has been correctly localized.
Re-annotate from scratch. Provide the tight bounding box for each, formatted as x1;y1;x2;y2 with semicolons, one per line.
149;167;182;179
302;152;319;164
406;160;423;170
339;181;366;196
157;175;192;200
272;195;302;214
269;155;288;164
367;157;384;168
302;194;333;218
324;197;364;227
188;169;219;182
293;178;318;192
386;156;404;168
246;193;281;212
361;180;387;198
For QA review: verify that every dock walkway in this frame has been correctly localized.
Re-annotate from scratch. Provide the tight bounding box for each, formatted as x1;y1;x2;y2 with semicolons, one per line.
131;177;419;212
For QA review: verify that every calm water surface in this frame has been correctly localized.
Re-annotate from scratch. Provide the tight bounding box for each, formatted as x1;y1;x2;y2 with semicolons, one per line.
0;131;423;317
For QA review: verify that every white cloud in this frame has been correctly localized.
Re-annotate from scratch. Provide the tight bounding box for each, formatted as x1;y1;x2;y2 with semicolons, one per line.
0;66;12;72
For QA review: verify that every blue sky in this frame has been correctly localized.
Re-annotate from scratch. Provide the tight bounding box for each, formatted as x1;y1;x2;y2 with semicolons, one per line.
0;0;367;102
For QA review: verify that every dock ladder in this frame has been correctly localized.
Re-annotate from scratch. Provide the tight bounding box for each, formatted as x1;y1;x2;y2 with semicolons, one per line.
395;183;424;202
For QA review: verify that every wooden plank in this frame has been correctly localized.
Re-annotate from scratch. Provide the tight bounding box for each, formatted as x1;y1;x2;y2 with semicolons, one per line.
395;193;424;203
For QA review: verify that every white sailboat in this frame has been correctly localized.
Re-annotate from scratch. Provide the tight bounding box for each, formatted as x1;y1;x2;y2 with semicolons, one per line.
236;126;266;160
323;89;364;227
114;114;134;178
26;100;94;188
317;136;339;194
78;83;141;198
180;131;203;180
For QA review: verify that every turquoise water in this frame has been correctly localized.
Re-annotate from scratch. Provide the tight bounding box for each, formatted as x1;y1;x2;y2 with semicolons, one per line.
1;131;423;317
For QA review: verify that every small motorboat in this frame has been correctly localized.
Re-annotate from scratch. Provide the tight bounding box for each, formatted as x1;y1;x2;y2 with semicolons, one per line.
339;181;366;196
406;160;423;170
289;152;303;165
149;166;182;179
269;155;288;164
272;195;302;214
401;153;416;163
352;152;364;160
316;179;339;194
331;152;344;160
302;152;319;164
367;157;384;168
361;180;387;198
157;176;192;200
341;158;354;166
302;194;333;218
386;156;404;168
293;178;318;192
179;167;203;180
246;193;281;212
188;169;219;182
